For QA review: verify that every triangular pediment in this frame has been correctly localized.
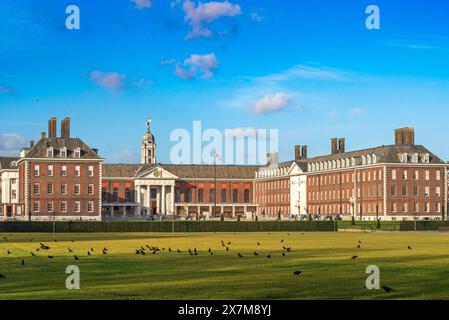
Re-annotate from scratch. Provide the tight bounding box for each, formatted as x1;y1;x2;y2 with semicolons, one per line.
287;162;305;175
135;164;179;180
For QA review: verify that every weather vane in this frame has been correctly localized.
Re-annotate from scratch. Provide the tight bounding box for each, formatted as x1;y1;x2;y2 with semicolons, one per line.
146;117;152;132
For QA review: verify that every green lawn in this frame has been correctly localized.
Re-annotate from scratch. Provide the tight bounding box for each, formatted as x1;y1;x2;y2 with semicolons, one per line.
0;231;449;300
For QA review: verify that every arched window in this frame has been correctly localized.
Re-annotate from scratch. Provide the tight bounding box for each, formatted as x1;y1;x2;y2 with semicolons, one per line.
198;189;204;203
210;189;216;202
125;188;131;202
186;189;192;203
113;188;119;202
232;189;238;203
221;189;227;203
244;189;250;203
102;188;107;202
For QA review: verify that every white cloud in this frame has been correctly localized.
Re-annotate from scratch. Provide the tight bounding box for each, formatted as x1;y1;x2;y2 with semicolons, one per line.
250;12;263;22
257;65;355;83
182;0;242;39
0;133;26;153
89;70;152;92
130;0;153;10
351;108;364;117
175;53;219;79
253;92;292;115
90;71;126;91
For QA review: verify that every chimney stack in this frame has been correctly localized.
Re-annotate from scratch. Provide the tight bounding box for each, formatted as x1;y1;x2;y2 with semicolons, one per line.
301;145;308;159
48;117;57;139
395;127;415;145
331;138;338;155
30;140;35;148
294;145;301;161
338;138;345;153
41;132;46;140
61;117;71;139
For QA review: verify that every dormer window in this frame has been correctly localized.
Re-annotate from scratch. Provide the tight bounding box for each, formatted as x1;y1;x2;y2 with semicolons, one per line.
421;153;430;164
411;153;418;164
74;147;81;158
47;148;54;158
399;153;408;163
60;147;67;158
372;154;377;164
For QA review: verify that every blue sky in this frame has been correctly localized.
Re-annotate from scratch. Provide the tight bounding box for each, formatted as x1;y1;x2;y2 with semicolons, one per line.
1;0;449;164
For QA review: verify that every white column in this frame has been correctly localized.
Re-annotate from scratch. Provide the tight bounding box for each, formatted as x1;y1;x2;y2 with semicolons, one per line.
135;186;141;216
145;185;150;215
161;185;166;214
171;185;175;214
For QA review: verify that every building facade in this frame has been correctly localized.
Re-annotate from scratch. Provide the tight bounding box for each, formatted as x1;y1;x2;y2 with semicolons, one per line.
0;117;448;222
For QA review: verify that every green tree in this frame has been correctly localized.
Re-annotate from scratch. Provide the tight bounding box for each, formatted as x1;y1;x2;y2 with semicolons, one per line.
351;216;356;226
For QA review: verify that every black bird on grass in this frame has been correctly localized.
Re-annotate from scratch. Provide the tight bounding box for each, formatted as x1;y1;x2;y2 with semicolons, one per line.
267;255;271;258
408;246;412;250
7;250;11;255
282;253;286;257
169;248;172;252
36;248;40;252
87;251;91;256
103;249;108;255
54;239;58;242
382;285;394;293
2;237;7;242
358;240;362;244
188;249;193;256
210;252;213;255
208;248;211;253
21;260;25;266
280;240;284;243
238;253;243;258
48;256;54;259
257;242;261;246
357;245;361;249
67;248;73;253
90;248;94;252
152;250;157;255
30;252;35;257
254;252;258;256
194;248;198;255
0;274;6;279
351;255;358;260
103;247;108;252
226;246;229;251
136;250;141;255
74;255;79;260
30;238;34;242
293;271;302;276
177;249;181;253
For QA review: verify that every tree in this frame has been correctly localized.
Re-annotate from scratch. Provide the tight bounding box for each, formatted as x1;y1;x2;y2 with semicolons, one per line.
277;210;282;221
237;215;241;222
376;219;381;229
220;214;224;222
351;216;356;226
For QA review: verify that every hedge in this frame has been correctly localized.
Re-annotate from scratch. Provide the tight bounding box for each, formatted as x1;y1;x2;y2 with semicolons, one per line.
399;221;449;231
0;221;337;233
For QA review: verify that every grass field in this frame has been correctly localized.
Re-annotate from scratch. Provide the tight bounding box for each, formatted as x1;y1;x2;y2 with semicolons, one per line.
1;231;449;300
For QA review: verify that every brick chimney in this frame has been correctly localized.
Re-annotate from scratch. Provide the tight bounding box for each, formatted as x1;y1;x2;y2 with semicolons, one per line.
331;138;338;155
61;117;71;139
48;117;57;139
41;132;46;140
301;145;308;159
338;138;345;153
395;127;415;145
294;145;301;161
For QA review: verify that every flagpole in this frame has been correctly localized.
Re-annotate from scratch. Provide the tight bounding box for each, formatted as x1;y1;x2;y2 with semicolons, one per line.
214;154;217;218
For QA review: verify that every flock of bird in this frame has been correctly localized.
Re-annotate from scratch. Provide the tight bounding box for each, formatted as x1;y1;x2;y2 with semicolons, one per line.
0;233;408;294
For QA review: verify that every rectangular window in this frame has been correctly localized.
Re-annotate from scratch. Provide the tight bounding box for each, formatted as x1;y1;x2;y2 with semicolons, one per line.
47;148;53;158
391;170;396;180
75;165;80;177
403;170;408;180
391;186;396;196
34;165;40;176
61;165;67;177
425;170;430;181
88;201;94;213
425;203;430;213
88;165;94;177
33;201;39;212
61;201;67;213
436;187;441;197
74;201;80;213
88;184;94;195
47;183;53;195
413;186;418;196
48;165;53;176
414;170;419;180
402;203;408;213
47;202;53;213
413;203;419;213
61;184;67;195
436;170;441;181
425;187;430;197
34;183;40;195
391;202;397;213
60;148;67;158
75;184;80;195
437;202;441;213
402;187;407;196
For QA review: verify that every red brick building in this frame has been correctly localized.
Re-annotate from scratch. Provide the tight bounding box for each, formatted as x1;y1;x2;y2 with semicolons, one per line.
14;117;102;221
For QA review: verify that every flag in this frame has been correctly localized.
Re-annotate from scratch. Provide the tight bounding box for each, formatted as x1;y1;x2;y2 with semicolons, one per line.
213;148;222;161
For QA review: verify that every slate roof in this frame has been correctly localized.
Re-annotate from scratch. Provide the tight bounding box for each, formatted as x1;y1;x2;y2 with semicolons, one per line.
305;144;445;164
102;164;142;178
0;157;19;170
24;138;101;159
